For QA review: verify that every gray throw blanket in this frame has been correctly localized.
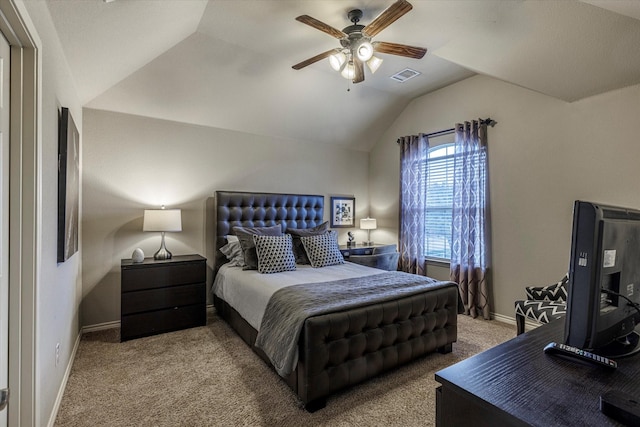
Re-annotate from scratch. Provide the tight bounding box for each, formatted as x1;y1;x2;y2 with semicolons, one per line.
254;272;456;377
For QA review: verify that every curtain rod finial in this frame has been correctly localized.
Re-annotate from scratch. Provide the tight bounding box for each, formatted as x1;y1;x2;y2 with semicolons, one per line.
482;118;497;127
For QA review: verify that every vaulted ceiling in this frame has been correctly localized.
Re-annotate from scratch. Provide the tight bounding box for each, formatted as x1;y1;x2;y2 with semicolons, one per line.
46;0;640;151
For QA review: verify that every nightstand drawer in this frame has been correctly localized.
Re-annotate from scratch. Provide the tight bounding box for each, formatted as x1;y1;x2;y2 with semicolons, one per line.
338;244;398;271
121;283;205;315
340;247;375;257
351;248;374;255
122;261;205;292
121;303;206;341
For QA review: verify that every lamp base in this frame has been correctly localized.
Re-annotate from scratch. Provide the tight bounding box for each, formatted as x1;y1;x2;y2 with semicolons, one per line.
153;247;172;260
363;241;374;246
153;232;173;260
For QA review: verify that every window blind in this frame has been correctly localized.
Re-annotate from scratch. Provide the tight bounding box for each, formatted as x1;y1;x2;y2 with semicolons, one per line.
424;144;455;259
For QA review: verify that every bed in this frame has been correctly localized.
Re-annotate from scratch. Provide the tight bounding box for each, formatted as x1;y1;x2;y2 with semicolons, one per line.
210;190;461;411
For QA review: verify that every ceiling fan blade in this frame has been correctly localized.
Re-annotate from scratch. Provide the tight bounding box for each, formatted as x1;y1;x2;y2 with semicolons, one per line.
373;41;427;59
353;58;365;83
296;15;347;39
292;50;335;70
363;0;413;37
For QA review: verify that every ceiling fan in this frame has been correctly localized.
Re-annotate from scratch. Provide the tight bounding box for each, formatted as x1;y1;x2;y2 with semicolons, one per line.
292;0;427;84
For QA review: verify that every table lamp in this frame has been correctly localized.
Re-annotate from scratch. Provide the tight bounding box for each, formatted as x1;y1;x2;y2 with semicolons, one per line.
143;206;182;260
360;217;377;246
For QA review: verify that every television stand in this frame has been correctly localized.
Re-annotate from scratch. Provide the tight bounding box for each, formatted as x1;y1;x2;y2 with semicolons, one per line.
435;319;640;426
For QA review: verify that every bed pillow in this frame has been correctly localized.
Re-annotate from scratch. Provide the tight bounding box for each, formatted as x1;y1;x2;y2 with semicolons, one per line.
219;240;245;267
253;234;296;274
233;224;283;270
300;230;344;268
288;221;329;264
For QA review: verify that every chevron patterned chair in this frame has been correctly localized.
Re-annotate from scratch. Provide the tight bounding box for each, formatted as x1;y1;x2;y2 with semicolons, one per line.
514;274;569;335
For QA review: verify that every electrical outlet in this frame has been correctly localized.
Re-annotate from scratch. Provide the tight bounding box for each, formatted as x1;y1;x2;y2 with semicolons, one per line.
55;343;60;367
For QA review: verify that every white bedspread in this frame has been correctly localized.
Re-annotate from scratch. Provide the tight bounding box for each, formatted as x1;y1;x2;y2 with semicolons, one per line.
212;262;383;331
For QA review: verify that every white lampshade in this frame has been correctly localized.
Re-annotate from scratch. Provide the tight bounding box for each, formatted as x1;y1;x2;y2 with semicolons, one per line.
366;56;383;74
341;62;355;80
329;51;346;71
360;218;377;230
355;41;373;61
143;207;181;260
360;217;376;246
143;209;182;232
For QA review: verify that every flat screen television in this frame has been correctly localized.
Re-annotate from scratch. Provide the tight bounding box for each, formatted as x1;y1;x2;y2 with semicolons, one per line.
564;200;640;358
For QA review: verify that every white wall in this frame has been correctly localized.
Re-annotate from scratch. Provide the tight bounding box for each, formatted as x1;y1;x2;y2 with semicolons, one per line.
21;1;83;426
81;109;370;326
370;74;640;319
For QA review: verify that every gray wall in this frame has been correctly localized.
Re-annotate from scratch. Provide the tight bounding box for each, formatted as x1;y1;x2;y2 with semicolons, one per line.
81;109;370;326
20;2;639;423
83;75;640;327
21;1;84;425
369;74;640;319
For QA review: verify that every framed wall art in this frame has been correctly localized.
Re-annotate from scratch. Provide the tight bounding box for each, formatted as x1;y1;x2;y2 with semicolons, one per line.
330;196;355;228
57;107;80;262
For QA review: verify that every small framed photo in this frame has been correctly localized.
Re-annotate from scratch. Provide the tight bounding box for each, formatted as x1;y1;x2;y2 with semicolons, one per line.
330;196;355;228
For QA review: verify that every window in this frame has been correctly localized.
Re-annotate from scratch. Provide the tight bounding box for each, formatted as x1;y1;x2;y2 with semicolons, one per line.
424;143;455;260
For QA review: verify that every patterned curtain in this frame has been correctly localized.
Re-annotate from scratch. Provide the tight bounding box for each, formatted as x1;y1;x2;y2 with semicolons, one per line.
450;121;491;319
398;134;429;275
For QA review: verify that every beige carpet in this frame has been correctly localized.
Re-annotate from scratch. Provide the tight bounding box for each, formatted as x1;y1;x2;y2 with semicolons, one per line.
54;312;516;427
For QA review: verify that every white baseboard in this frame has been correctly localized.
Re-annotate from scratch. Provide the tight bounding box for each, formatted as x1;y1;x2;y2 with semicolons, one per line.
491;312;515;325
81;304;215;334
491;312;541;333
46;329;82;427
81;320;120;334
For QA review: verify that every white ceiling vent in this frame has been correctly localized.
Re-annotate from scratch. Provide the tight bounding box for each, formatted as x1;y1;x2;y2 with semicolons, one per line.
390;68;421;83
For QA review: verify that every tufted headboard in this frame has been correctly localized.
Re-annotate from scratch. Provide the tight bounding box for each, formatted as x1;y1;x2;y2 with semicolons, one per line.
211;191;324;277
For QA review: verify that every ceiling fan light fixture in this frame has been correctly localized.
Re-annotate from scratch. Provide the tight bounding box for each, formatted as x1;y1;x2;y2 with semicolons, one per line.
329;51;347;71
355;40;374;61
366;56;383;74
293;2;426;84
341;61;356;80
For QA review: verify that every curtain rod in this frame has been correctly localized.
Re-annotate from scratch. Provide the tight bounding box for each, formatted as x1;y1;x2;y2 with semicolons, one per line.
425;128;454;138
397;118;498;143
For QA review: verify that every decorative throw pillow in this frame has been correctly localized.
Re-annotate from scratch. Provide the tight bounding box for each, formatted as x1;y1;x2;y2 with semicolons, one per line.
233;224;283;270
253;234;296;274
288;221;329;264
220;240;245;267
300;230;344;268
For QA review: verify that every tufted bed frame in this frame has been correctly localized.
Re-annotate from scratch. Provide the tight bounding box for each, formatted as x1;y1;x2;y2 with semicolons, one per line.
211;190;460;411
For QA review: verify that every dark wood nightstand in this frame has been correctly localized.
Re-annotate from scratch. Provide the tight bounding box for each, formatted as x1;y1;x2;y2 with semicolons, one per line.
339;243;395;257
120;254;206;341
339;244;399;271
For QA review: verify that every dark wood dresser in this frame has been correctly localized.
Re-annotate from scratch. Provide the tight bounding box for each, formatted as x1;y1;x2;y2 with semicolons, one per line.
120;254;206;342
435;318;640;426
